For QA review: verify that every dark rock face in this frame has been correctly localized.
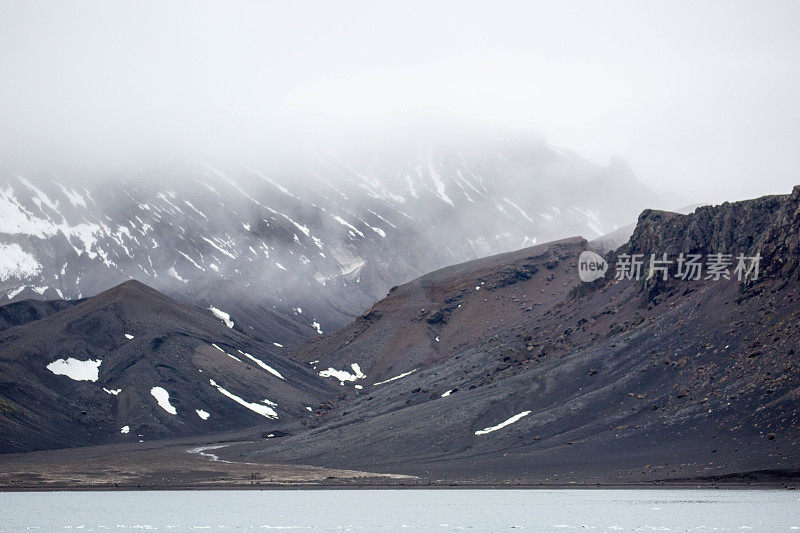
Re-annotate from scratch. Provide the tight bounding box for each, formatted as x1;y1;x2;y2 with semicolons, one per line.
621;192;786;258
602;186;800;302
756;186;800;283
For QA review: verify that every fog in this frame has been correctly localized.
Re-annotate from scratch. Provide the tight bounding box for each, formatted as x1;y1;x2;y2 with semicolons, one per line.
2;0;799;203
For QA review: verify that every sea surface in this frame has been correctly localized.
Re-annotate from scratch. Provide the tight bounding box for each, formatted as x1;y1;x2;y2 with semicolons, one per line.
1;489;798;532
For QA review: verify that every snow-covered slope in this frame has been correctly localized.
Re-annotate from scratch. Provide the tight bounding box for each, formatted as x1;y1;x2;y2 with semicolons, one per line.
0;141;658;345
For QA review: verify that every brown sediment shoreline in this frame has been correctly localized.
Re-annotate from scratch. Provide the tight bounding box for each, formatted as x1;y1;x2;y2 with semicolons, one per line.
1;437;796;492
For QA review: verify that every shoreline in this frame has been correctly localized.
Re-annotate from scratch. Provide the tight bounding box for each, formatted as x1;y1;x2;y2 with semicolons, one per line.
3;480;797;492
2;437;797;493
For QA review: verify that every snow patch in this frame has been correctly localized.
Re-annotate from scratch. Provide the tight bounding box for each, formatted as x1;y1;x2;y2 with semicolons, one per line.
150;386;177;415
6;286;27;299
55;183;87;208
120;426;130;434
46;358;101;382
0;244;41;280
167;266;188;283
208;306;234;328
31;285;48;296
196;409;210;420
103;388;122;395
319;363;366;384
124;334;134;340
18;176;59;211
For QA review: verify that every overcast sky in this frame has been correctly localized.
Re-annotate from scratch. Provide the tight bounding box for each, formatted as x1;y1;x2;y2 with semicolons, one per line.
1;0;799;203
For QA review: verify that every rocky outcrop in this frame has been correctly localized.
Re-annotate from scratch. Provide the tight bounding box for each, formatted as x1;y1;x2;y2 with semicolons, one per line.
600;186;800;301
621;192;786;258
756;185;800;284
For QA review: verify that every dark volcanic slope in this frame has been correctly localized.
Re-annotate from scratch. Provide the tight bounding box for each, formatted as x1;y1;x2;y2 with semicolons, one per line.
232;188;800;484
295;237;582;387
0;298;82;332
0;280;335;453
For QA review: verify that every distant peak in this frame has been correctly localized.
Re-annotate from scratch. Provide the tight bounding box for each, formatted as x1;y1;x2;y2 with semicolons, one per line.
99;279;163;299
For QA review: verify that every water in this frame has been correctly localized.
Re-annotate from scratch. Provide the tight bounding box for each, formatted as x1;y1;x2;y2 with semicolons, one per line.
0;489;798;532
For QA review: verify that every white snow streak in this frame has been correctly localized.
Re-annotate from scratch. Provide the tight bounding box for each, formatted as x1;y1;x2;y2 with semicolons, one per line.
239;350;284;379
373;368;417;386
211;343;242;361
209;379;278;419
474;410;531;435
425;156;453;206
332;215;365;238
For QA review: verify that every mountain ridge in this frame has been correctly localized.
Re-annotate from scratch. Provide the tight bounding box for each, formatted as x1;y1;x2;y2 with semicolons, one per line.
0;143;663;349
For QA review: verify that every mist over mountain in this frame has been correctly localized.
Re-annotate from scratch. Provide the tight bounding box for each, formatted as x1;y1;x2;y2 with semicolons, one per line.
0;135;665;346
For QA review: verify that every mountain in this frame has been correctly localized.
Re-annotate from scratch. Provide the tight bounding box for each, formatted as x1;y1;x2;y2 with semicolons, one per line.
0;139;662;348
0;280;335;453
223;187;800;484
